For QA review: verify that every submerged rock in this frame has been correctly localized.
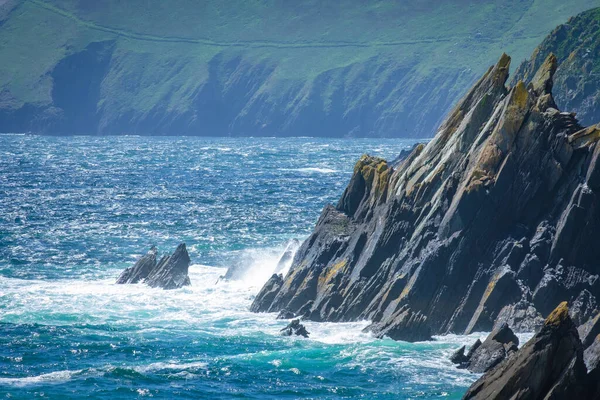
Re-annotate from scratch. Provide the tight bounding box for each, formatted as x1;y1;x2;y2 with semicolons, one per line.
251;51;600;342
116;246;157;284
463;302;591;400
116;243;191;290
280;319;310;338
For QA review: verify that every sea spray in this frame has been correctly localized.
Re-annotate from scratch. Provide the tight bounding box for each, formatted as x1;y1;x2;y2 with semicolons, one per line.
1;136;478;399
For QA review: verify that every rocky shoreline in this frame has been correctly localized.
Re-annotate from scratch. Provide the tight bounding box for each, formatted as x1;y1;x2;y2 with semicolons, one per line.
248;50;600;396
251;51;600;343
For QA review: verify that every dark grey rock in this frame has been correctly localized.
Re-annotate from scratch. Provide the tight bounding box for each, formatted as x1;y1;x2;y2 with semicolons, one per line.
250;274;284;313
578;313;600;349
276;309;296;320
570;289;598;327
463;302;590;400
450;345;468;364
145;243;191;290
493;301;544;333
462;323;519;373
584;335;600;371
280;319;309;338
116;246;157;284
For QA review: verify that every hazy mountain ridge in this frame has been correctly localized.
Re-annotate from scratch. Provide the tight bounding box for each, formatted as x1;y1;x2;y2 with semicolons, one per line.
0;0;598;136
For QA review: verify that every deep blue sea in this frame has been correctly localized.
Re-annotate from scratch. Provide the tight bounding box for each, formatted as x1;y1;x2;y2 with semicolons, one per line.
1;135;489;399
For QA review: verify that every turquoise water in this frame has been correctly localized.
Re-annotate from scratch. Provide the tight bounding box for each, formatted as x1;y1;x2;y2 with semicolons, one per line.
0;135;481;399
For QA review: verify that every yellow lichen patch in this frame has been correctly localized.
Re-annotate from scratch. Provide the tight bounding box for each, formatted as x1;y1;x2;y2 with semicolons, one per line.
477;142;504;175
376;161;388;174
465;167;493;193
399;269;420;301
544;301;569;327
569;125;600;149
319;259;347;287
511;81;529;110
375;168;390;201
481;273;500;303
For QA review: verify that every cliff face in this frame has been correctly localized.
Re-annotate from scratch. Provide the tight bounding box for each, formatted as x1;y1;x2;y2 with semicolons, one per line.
0;0;598;137
252;52;600;341
514;7;600;128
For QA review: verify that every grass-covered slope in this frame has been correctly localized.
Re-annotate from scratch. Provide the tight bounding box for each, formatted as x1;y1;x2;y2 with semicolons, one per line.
514;7;600;127
0;0;598;136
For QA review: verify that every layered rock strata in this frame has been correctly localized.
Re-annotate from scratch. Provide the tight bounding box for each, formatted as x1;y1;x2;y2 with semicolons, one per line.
252;52;600;342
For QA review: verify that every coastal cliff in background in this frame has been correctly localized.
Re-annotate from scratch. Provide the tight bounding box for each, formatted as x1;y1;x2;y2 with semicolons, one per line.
514;7;600;128
252;51;600;342
0;0;598;137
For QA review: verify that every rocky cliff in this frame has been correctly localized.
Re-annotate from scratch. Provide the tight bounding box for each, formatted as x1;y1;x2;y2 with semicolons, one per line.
252;52;600;342
514;7;600;128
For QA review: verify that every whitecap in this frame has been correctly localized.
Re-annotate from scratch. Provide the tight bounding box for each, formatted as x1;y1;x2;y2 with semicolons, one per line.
0;370;83;387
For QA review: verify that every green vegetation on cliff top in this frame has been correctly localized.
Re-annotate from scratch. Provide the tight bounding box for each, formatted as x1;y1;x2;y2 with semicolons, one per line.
0;0;599;135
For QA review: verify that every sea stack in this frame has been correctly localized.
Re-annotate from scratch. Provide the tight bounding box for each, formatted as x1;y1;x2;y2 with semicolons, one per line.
251;52;600;342
116;243;191;290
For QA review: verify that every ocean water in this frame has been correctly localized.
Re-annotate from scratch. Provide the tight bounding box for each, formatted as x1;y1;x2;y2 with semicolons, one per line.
0;135;485;399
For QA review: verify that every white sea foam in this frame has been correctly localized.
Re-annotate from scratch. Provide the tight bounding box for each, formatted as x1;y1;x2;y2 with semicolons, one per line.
0;370;84;387
285;167;339;174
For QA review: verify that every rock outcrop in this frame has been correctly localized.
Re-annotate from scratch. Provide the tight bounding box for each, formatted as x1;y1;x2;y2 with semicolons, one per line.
451;323;519;373
116;244;191;290
116;246;158;284
280;319;310;338
463;302;596;400
252;51;600;342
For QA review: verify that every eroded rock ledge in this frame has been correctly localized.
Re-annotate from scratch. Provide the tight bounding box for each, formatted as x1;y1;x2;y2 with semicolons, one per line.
252;52;600;342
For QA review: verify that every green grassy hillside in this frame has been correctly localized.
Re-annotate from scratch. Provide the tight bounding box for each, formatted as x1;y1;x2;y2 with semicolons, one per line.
0;0;598;136
514;7;600;126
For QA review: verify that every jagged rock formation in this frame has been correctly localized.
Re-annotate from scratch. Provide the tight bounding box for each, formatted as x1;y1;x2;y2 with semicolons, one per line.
116;246;158;284
514;7;600;128
280;319;310;338
116;243;191;290
463;302;600;400
451;323;519;373
252;51;600;342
